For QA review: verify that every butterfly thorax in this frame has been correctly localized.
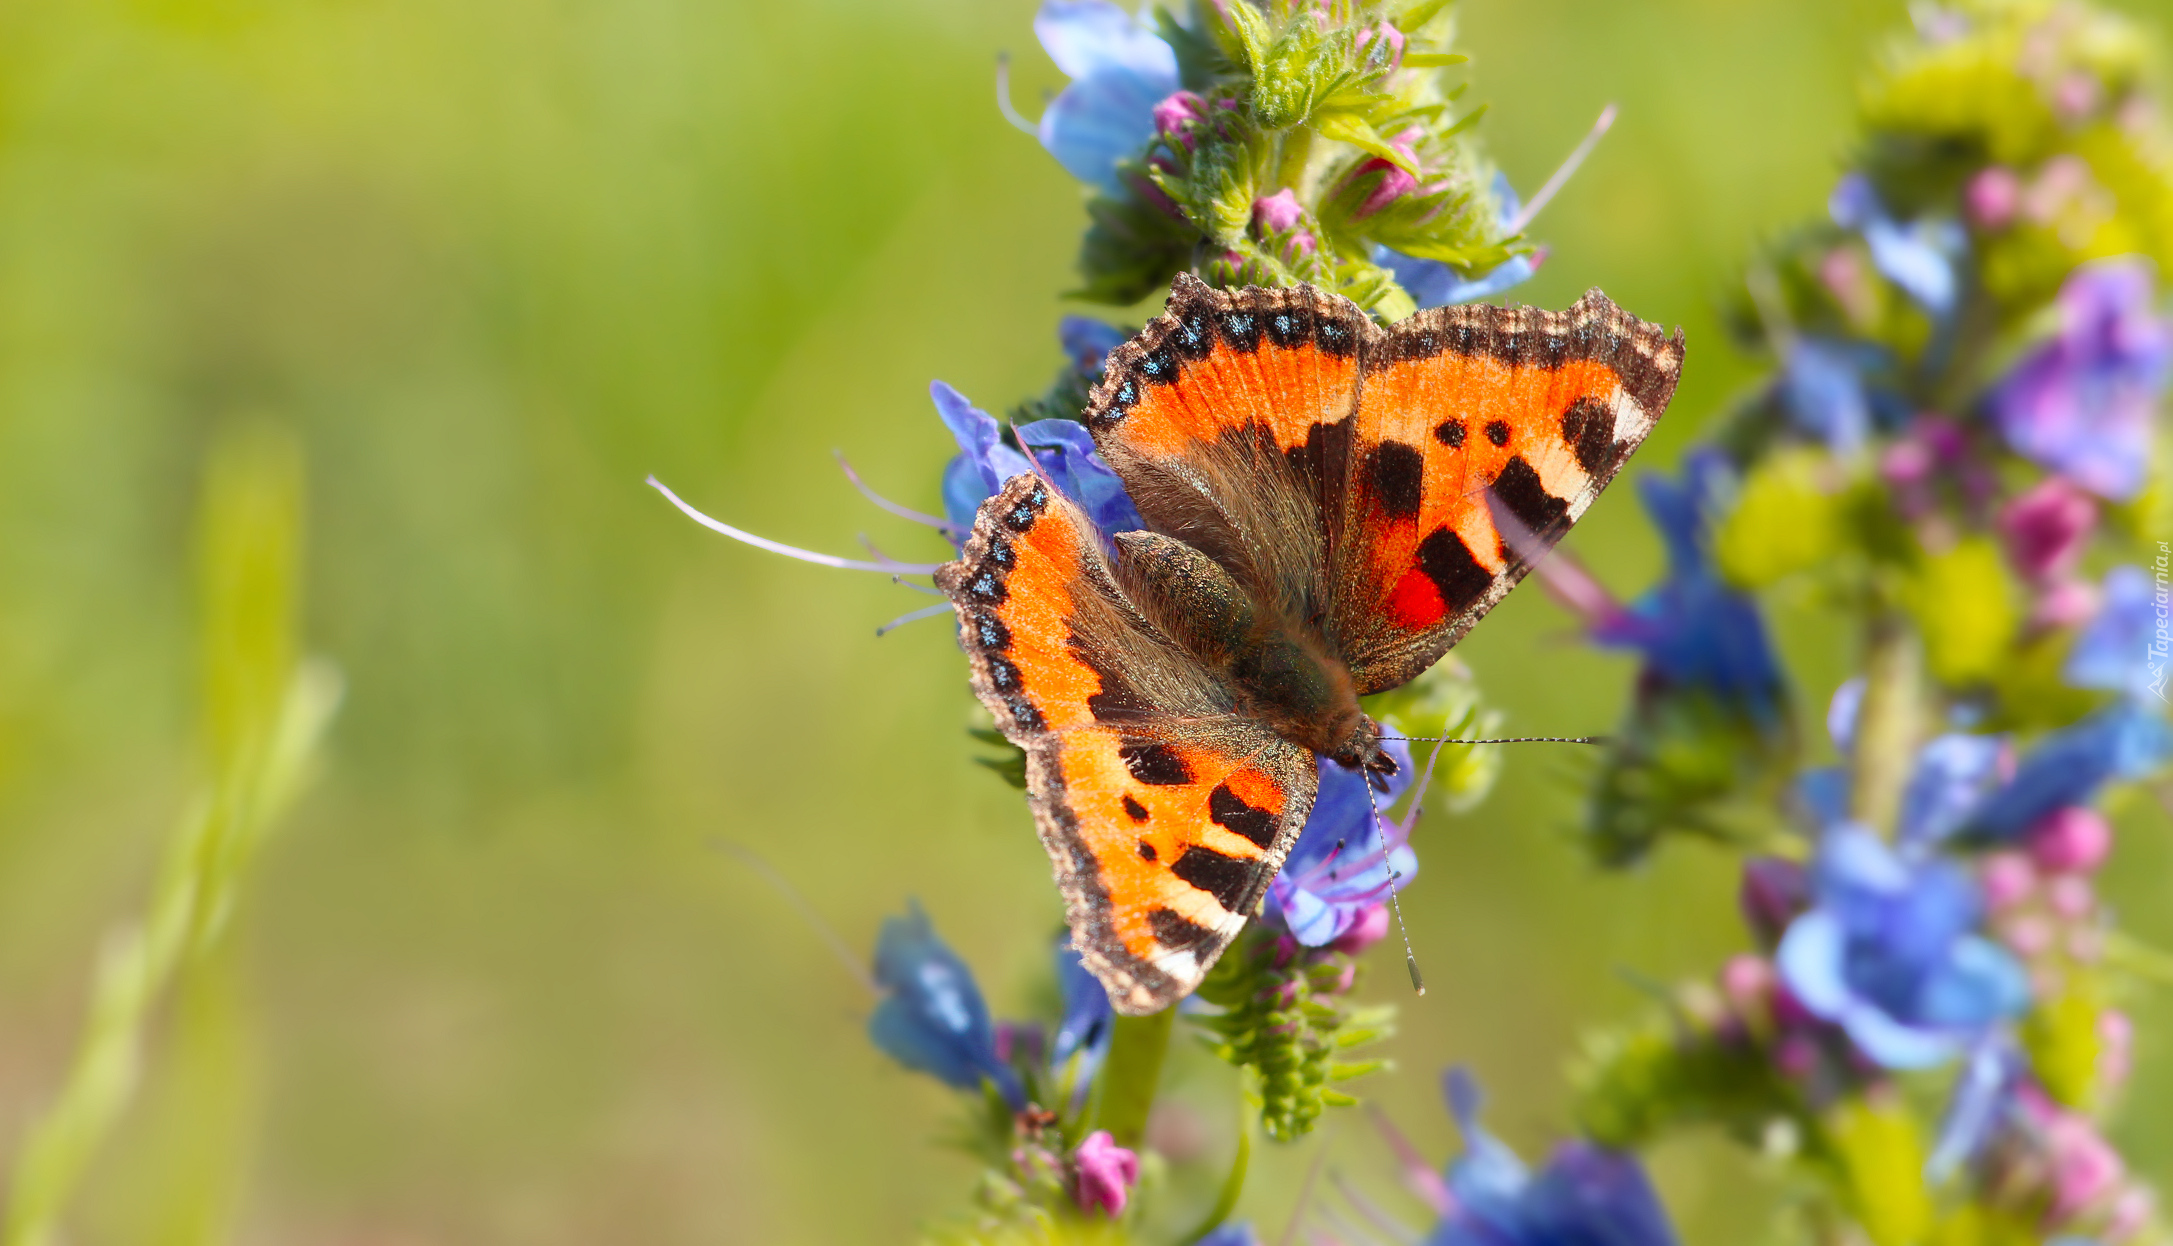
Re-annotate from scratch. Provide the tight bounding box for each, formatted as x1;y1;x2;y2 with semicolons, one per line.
1113;528;1384;771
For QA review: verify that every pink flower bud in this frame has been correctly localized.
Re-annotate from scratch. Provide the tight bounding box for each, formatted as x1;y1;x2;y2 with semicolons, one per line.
1775;1032;1818;1078
2055;71;2103;121
1252;187;1304;233
1999;475;2098;584
2032;578;2103;631
1347;128;1426;219
2047;874;2095;920
2005;914;2054;958
1153;91;1209;146
1331;902;1391;954
1981;851;2039;908
2028;806;2113;874
1356;20;1405;67
2101;1009;2134;1088
2111;1188;2154;1242
1071;1130;1140;1217
1720;954;1774;1019
1967;166;2022;230
1740;857;1810;946
2044;1111;2125;1223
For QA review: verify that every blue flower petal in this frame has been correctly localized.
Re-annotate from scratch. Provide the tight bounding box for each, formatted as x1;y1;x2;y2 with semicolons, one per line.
1059;316;1128;372
1018;417;1145;535
869;901;1024;1107
1783;338;1874;454
1033;0;1178;193
1522;1142;1683;1246
1777;909;1854;1013
1373;244;1539;311
1829;174;1964;314
932;380;1036;527
1838;996;1961;1070
1916;935;2032;1030
1034;0;1176;80
1967;700;2173;840
1899;733;2007;848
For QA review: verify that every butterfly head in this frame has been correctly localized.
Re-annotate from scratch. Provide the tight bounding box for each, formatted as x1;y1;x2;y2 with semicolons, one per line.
1328;714;1401;792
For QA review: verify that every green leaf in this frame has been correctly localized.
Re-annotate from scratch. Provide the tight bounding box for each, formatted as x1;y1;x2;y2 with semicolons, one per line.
1826;1097;1931;1246
1712;449;1847;588
1315;112;1419;174
1901;536;2019;689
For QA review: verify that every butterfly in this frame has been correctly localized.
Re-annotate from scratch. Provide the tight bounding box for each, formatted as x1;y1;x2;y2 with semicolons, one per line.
935;274;1683;1014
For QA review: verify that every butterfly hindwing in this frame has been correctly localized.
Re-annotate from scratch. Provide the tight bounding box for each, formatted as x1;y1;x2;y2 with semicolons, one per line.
936;476;1319;1014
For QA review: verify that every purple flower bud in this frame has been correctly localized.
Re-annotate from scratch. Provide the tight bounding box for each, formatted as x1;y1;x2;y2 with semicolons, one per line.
2027;806;2112;875
1998;475;2098;584
1253;187;1304;233
1073;1130;1141;1216
2020;1085;2126;1224
1967;166;2022;230
1739;856;1809;946
1152;89;1208;144
1347;127;1425;219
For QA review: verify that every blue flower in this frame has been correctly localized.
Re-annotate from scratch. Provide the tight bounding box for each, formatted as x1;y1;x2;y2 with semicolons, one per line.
1829;173;1967;315
1053;935;1114;1098
2064;565;2160;700
1776;827;2030;1069
1033;0;1180;194
1262;739;1419;947
1059;315;1128;376
1962;700;2173;841
1992;257;2173;501
1780;337;1877;454
1375;173;1540;310
932;380;1143;538
868;901;1026;1108
1194;1224;1260;1246
1427;1069;1681;1246
1591;452;1787;725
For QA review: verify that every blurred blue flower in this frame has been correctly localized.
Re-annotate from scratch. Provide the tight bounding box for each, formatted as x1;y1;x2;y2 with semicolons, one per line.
1829;173;1967;315
1780;337;1877;454
1993;257;2172;501
932;380;1143;538
1194;1225;1261;1246
1777;827;2030;1069
1963;700;2173;841
2065;565;2159;700
1816;680;2009;850
1591;452;1788;726
868;901;1026;1108
1428;1068;1681;1246
1059;315;1127;377
1053;935;1114;1098
1033;0;1180;193
1375;173;1539;309
1263;738;1419;947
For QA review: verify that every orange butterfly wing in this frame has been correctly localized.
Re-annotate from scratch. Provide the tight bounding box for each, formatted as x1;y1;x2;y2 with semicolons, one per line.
1083;276;1682;696
1334;294;1685;691
935;477;1319;1014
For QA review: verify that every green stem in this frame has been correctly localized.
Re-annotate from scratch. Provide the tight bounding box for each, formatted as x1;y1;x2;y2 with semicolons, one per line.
1091;1009;1175;1149
1181;1100;1253;1245
1849;610;1921;839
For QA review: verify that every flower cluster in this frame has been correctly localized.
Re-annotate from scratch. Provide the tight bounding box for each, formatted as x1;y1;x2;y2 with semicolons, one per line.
1566;3;2173;1242
1021;0;1566;316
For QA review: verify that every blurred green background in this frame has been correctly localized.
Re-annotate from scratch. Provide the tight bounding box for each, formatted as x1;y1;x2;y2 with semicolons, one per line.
1;0;2171;1241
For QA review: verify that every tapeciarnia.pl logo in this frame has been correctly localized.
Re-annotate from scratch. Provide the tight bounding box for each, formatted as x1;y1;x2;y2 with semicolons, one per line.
2151;540;2170;702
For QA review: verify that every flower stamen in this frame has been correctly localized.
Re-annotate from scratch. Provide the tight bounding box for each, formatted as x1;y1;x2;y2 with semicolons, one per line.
647;475;944;574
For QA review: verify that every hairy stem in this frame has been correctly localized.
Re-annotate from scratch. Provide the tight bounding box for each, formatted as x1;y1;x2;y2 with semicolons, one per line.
1091;1009;1175;1149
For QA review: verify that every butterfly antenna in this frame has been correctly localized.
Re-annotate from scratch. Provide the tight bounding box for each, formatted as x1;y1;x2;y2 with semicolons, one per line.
707;839;878;994
1361;765;1425;997
892;574;945;598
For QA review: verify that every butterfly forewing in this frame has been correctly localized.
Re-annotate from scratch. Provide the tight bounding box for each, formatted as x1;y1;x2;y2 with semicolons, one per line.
935;476;1318;1014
